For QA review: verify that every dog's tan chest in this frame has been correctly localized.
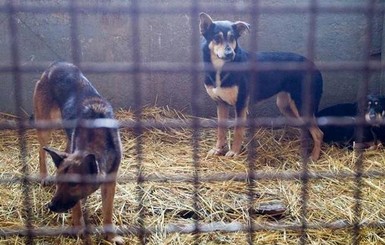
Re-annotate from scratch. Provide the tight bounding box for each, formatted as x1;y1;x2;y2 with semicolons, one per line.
205;85;238;106
205;71;238;105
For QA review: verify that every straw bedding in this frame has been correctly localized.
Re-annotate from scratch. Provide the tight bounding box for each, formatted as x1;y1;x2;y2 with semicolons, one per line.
0;106;384;244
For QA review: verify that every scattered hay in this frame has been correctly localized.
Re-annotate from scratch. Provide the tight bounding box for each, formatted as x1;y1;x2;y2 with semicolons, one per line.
0;106;384;244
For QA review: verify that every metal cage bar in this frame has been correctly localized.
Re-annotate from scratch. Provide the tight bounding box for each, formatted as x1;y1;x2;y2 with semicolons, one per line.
0;1;384;244
6;0;34;244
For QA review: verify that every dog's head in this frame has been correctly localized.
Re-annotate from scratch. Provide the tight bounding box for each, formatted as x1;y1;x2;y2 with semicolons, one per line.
44;147;100;213
199;12;250;65
365;95;385;125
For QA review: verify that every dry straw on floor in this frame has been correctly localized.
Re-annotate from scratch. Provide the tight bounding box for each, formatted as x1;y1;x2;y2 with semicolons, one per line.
0;106;384;244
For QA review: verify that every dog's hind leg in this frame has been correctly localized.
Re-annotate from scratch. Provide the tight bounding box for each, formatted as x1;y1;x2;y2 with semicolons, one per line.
208;102;229;156
34;106;61;185
34;79;62;185
36;129;50;183
276;92;323;160
308;119;323;161
276;92;300;118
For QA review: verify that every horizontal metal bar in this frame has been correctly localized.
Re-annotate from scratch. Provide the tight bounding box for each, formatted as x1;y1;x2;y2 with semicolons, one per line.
0;61;383;75
1;219;384;237
0;1;380;242
1;169;384;185
54;60;385;73
0;116;383;131
0;3;382;16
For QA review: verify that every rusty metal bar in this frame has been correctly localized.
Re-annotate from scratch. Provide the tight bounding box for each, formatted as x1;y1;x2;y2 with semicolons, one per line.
6;0;34;244
189;0;202;243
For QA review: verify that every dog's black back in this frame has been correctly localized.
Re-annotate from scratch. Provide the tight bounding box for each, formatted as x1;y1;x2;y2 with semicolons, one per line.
46;62;103;117
253;52;323;114
316;103;358;147
43;62;113;137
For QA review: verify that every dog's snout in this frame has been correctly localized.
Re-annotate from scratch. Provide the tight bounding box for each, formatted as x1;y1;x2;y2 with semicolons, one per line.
46;198;77;213
369;112;376;119
369;110;377;119
46;201;65;213
224;46;233;58
46;201;56;212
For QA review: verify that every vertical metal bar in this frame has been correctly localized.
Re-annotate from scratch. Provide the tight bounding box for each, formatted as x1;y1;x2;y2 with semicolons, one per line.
246;1;260;244
68;0;92;241
130;0;146;243
189;1;201;244
7;0;33;244
381;3;385;94
69;0;81;66
299;0;318;244
353;1;375;244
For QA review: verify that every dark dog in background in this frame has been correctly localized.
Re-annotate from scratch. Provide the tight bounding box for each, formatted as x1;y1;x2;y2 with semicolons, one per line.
317;95;385;149
199;12;324;160
33;62;124;244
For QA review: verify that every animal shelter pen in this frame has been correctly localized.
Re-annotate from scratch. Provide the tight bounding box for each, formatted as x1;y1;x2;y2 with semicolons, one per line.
1;0;385;244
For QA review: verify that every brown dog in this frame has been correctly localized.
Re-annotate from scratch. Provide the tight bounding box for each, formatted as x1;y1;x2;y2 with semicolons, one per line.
33;62;124;244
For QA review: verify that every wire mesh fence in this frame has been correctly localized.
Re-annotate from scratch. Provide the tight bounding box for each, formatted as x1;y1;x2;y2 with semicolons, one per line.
0;0;385;244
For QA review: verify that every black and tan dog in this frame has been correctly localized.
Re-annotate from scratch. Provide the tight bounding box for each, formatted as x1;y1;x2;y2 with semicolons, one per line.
317;95;385;149
199;13;324;160
33;62;123;244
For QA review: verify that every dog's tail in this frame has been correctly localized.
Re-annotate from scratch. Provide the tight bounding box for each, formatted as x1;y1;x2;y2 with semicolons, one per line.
312;69;323;114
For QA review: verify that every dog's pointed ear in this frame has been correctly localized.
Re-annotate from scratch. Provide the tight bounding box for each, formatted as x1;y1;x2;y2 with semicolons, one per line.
43;147;68;168
233;21;251;37
199;12;214;35
80;154;99;175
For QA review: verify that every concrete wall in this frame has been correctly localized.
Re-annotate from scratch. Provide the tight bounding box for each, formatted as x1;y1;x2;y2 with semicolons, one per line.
0;0;383;117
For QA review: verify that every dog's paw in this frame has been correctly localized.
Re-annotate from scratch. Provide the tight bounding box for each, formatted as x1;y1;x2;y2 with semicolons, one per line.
352;141;372;150
225;150;239;157
207;146;227;156
367;144;379;151
107;234;124;245
309;151;320;162
40;176;50;187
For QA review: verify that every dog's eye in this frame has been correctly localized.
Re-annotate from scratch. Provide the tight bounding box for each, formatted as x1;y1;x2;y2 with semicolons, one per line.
228;35;235;43
375;101;379;105
213;35;222;43
68;181;78;187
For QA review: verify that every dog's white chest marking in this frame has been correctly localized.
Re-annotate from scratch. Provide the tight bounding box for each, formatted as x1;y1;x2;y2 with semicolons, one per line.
205;71;238;106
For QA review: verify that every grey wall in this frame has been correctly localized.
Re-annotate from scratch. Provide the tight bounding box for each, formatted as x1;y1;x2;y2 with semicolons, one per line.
0;0;383;117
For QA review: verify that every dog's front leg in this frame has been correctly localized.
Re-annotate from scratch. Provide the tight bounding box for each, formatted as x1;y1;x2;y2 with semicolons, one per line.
36;129;51;185
101;180;124;245
71;201;92;244
226;106;247;157
208;102;229;156
71;201;83;227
